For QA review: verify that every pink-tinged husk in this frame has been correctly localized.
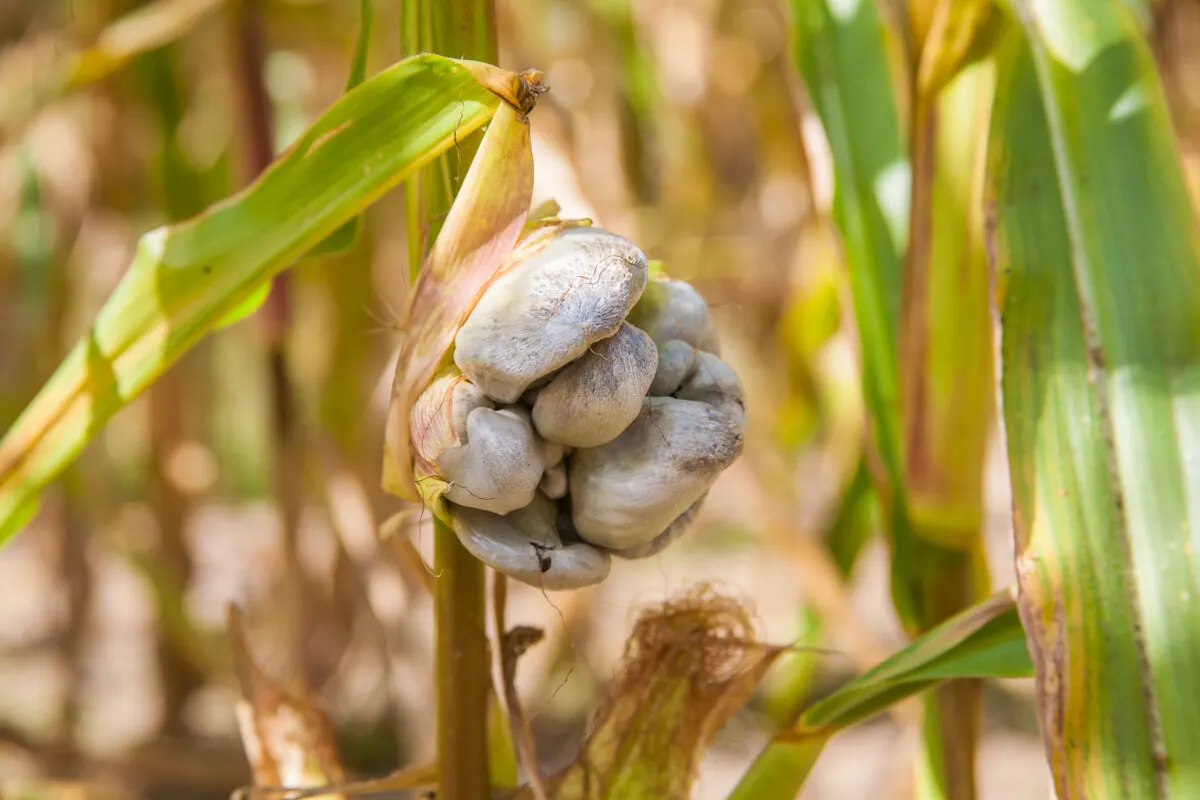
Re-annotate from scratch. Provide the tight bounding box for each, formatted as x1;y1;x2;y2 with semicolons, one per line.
398;221;594;518
382;93;534;504
406;369;472;516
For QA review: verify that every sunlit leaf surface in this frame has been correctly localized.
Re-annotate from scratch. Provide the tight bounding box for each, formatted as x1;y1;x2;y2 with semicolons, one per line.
990;0;1200;794
0;54;502;543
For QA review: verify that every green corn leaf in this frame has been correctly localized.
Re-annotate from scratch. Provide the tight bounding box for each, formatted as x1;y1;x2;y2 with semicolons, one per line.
790;0;907;489
988;1;1200;796
0;54;503;544
213;280;272;330
0;0;224;136
727;590;1032;799
307;0;376;258
789;0;912;629
305;217;361;257
344;0;374;93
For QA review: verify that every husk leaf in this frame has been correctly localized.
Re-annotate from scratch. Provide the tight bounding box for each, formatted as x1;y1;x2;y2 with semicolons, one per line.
505;584;784;799
383;83;536;504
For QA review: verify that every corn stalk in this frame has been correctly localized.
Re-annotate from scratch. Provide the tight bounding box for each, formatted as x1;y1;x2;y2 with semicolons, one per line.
399;3;505;797
898;3;1005;795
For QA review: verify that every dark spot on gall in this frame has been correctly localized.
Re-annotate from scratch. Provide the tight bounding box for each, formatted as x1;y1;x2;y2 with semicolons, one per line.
531;541;553;573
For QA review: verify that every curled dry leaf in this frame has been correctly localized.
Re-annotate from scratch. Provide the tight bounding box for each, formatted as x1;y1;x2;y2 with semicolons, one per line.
493;573;552;800
459;62;548;118
227;605;346;796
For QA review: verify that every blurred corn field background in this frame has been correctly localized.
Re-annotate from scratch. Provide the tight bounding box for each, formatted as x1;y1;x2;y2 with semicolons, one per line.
3;0;1200;798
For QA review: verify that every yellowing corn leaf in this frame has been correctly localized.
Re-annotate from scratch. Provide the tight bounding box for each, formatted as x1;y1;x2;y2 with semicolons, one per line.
0;0;223;136
383;72;542;504
508;584;784;799
913;0;1006;98
990;1;1200;794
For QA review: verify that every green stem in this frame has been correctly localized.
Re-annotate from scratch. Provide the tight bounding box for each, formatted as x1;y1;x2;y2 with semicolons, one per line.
434;516;491;798
405;3;498;794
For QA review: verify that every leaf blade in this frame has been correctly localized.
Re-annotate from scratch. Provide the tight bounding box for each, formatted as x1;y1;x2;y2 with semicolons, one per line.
305;0;376;258
0;53;501;541
990;1;1200;794
791;0;908;487
729;590;1032;798
801;590;1031;729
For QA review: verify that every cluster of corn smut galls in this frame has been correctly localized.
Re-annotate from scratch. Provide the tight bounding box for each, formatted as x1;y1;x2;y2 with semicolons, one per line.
412;226;745;590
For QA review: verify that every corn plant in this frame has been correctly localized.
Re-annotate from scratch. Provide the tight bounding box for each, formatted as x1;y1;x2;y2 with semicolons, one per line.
734;0;1200;797
1;0;1198;798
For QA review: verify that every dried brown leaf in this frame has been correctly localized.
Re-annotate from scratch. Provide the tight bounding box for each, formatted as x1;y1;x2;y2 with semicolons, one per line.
227;605;346;797
460;63;549;117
